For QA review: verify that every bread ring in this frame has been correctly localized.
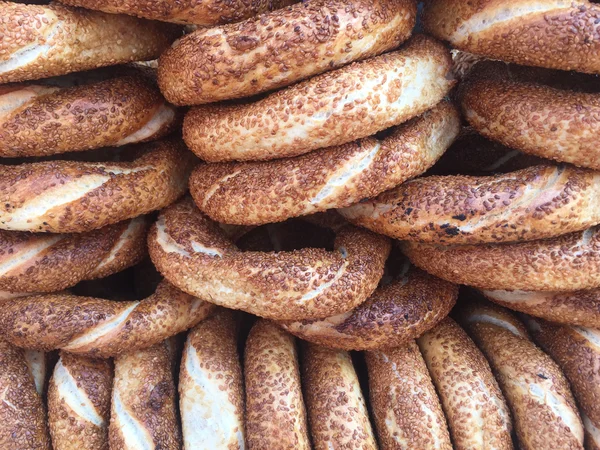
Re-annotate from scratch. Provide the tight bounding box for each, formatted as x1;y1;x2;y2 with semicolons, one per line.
244;320;310;450
417;318;513;450
460;302;584;450
0;76;177;158
0;140;193;233
0;280;214;358
365;342;453;450
191;101;460;225
402;225;600;291
342;164;600;244
159;0;416;105
0;338;51;449
423;0;600;74
109;343;182;450
302;344;377;449
48;352;112;450
179;308;245;450
148;198;390;321
183;35;455;162
279;268;458;350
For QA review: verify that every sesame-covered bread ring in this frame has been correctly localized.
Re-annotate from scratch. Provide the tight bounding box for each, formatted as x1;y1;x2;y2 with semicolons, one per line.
279;268;458;350
460;302;584;450
423;0;600;74
0;140;194;233
183;35;455;162
0;2;180;84
0;216;147;294
365;342;453;450
342;165;600;244
0;280;214;358
0;76;177;158
48;352;113;450
148;198;390;321
402;226;600;291
191;101;460;225
159;0;416;105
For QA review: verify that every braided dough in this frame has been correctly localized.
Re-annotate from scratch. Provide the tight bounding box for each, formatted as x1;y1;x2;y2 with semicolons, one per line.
183;35;455;162
191;101;460;225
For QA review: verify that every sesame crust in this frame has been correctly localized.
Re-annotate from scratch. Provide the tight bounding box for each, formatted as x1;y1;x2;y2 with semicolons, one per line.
365;342;453;450
244;320;310;450
342;165;600;244
191;101;460;225
148;198;390;321
417;318;513;450
183;35;455;162
47;352;113;450
159;0;416;105
423;0;600;74
460;303;584;450
0;75;177;158
279;269;458;350
109;343;182;450
0;140;194;233
0;280;214;358
401;225;600;291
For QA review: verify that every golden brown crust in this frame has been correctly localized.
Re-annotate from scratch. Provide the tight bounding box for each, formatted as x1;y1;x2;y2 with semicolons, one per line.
159;0;416;104
417;318;513;450
0;2;180;84
179;308;245;449
191;101;460;225
48;352;113;450
279;269;457;350
109;343;182;450
343;165;600;244
302;344;377;449
244;320;310;450
423;0;600;74
0;280;214;358
460;303;584;450
401;226;600;291
0;140;194;233
0;76;177;157
0;338;51;449
365;342;452;450
183;35;454;161
148;198;390;321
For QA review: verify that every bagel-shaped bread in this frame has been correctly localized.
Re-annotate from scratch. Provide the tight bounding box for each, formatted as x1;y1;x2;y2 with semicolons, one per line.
48;352;112;450
365;342;453;450
0;338;50;449
109;343;182;450
401;225;600;291
279;268;457;350
0;76;177;158
0;280;214;358
159;0;416;105
183;35;454;162
0;2;180;84
191;101;460;225
527;320;600;450
0;140;193;233
423;0;600;74
179;308;245;450
244;320;310;450
148;198;390;321
460;302;584;450
484;289;600;329
342;164;600;244
417;317;513;450
302;344;377;449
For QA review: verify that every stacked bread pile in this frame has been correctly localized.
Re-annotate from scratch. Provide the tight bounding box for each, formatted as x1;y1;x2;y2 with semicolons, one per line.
0;0;598;449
